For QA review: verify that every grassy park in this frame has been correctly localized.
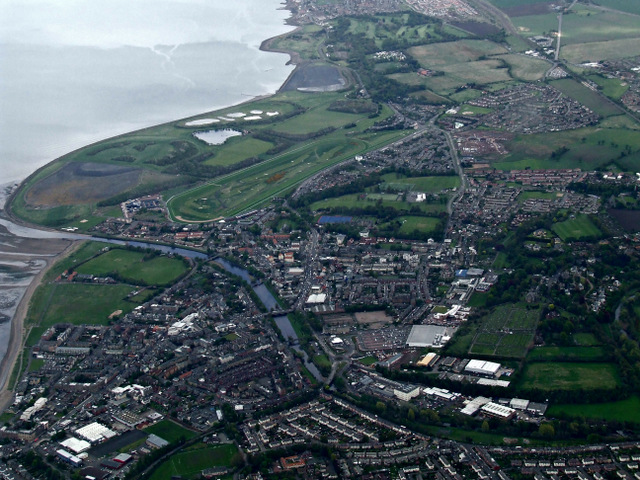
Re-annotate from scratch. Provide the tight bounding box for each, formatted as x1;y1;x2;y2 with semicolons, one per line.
149;443;240;480
520;362;621;391
76;248;188;285
552;214;602;241
145;420;197;444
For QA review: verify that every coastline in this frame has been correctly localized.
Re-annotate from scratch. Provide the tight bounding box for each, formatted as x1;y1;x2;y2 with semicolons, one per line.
0;240;77;412
0;2;303;412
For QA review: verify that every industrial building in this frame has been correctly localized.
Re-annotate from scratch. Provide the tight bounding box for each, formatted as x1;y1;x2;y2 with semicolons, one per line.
464;359;501;377
393;384;421;402
406;325;455;348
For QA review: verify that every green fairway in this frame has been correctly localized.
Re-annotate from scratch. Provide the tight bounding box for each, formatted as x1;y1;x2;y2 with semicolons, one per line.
167;94;411;221
202;137;274;167
549;395;640;423
552;214;602;241
520;362;620;391
149;443;239;480
145;420;197;444
76;248;189;286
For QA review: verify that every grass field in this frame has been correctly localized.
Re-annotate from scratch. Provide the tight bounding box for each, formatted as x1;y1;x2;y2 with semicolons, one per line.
149;443;239;480
310;193;444;215
408;40;508;68
341;12;467;50
549;395;640;424
573;333;601;346
550;78;621;117
76;248;189;286
527;346;610;362
465;304;540;358
380;174;460;193
145;420;197;444
552;214;602;241
268;24;326;60
203;137;274;167
520;362;620;391
33;284;137;328
168;92;412;221
585;74;630;101
493;126;640;172
398;216;441;235
590;0;640;15
496;54;549;81
358;356;378;366
562;38;640;63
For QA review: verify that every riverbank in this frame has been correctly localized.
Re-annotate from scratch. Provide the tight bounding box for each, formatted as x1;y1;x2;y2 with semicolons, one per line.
0;2;302;411
0;235;76;412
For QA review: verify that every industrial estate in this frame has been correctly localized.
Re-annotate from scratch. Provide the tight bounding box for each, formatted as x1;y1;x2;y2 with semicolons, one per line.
2;0;640;479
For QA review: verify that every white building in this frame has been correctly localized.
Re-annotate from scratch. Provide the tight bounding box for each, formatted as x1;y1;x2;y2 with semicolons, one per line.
393;384;421;402
464;359;501;377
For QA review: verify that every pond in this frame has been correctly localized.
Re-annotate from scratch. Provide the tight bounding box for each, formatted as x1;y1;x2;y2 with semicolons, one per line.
193;129;242;145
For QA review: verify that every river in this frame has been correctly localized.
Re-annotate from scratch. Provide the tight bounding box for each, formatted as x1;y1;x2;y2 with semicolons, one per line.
214;258;324;381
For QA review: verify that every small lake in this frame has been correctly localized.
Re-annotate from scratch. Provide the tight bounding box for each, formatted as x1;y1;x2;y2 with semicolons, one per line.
193;129;242;145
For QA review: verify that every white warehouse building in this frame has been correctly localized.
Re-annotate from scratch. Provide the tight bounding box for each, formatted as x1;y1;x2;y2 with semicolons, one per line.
464;359;501;377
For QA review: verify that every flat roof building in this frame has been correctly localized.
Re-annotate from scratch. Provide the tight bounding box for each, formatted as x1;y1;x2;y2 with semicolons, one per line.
464;359;501;377
75;422;116;444
481;402;516;420
406;325;455;348
393;384;421;402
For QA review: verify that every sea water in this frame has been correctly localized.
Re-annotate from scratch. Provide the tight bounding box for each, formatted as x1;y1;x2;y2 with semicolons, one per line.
0;0;295;381
0;0;295;184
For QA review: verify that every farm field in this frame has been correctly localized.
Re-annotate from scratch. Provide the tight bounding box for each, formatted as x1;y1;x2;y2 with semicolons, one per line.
585;74;629;101
562;38;640;63
408;40;508;68
145;420;197;444
526;346;610;362
550;78;621;117
76;248;189;286
496;54;549;81
564;7;640;44
589;0;640;15
467;304;540;359
548;395;640;424
493;126;640;172
520;362;620;391
552;214;602;241
149;443;239;480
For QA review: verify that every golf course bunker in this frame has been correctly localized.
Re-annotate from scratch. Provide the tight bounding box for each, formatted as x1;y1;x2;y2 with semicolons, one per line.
282;63;346;92
25;162;143;207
